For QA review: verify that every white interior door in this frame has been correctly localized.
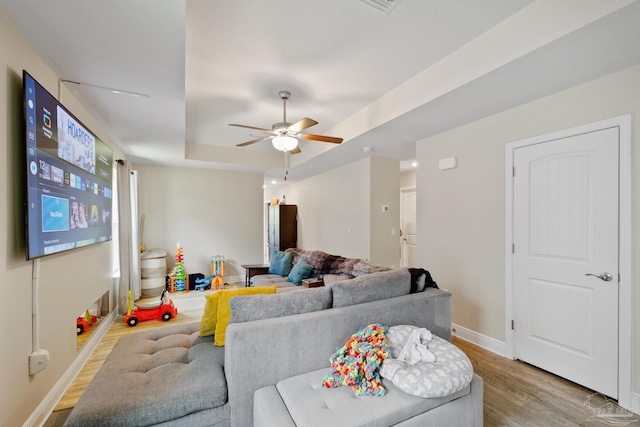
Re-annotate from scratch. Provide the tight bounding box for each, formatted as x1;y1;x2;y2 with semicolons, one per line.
400;189;416;267
512;127;619;398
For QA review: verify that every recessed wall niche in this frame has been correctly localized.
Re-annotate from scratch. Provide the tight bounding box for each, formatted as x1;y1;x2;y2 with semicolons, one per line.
76;290;109;350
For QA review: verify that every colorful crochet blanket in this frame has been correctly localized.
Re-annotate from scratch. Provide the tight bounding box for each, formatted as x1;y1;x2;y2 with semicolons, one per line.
322;323;390;396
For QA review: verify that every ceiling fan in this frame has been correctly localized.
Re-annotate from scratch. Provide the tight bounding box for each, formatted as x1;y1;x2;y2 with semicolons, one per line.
229;90;343;154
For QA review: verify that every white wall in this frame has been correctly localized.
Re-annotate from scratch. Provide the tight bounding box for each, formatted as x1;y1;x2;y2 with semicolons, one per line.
266;158;370;259
266;157;400;267
0;11;126;426
400;170;416;188
136;165;264;280
416;64;640;398
370;157;401;268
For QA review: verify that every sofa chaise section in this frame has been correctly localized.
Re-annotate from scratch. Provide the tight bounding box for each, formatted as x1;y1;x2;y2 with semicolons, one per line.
224;287;453;427
254;370;483;427
64;323;230;427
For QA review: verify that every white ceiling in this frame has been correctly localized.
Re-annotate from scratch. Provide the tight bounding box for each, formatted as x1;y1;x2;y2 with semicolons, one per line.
2;0;640;186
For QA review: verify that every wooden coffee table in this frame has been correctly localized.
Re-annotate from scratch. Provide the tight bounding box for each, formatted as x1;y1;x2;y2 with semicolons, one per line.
241;264;269;287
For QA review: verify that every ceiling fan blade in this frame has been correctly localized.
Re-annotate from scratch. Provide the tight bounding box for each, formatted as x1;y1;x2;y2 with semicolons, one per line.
229;123;272;132
300;133;343;144
236;135;273;147
288;117;318;133
290;146;302;154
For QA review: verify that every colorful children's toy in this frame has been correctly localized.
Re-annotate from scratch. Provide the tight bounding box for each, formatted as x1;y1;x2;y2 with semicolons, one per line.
172;243;187;292
124;290;178;327
211;255;224;290
76;310;98;335
194;275;215;291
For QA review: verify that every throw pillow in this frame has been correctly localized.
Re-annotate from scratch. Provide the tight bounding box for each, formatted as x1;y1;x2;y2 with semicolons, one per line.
268;251;294;276
379;326;473;398
214;286;276;346
287;258;313;285
199;292;220;337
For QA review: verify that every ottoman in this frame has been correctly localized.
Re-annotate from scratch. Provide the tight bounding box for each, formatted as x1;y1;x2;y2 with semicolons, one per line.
64;323;230;427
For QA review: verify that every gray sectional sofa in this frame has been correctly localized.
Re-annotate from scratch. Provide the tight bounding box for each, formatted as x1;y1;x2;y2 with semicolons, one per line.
250;248;391;291
64;268;483;427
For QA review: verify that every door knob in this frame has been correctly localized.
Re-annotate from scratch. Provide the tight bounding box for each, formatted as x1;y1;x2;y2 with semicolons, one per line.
585;272;613;282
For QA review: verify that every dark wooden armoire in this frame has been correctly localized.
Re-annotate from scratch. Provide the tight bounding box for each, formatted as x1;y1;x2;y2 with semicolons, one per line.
268;204;297;261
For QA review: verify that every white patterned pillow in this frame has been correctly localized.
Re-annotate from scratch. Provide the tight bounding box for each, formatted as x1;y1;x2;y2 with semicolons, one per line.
380;325;473;398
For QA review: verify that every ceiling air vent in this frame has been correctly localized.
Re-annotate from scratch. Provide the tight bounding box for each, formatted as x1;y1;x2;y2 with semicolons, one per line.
360;0;402;13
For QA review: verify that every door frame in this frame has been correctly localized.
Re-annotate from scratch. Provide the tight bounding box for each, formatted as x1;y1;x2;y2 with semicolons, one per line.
504;115;631;409
400;186;416;267
263;201;270;264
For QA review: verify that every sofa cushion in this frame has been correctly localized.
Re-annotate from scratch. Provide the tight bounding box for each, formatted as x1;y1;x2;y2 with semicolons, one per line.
274;367;470;427
288;258;314;284
65;324;229;426
214;286;276;346
251;274;294;288
268;250;294;275
332;268;411;308
229;287;332;323
323;274;353;287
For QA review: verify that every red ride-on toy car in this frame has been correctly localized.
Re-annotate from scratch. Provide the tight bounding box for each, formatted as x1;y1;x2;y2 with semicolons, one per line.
76;311;98;335
124;290;178;327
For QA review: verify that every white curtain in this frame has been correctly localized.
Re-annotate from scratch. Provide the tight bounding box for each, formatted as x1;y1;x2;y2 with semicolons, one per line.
116;160;141;312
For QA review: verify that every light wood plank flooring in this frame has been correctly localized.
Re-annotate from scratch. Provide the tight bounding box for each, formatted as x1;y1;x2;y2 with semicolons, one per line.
47;291;639;426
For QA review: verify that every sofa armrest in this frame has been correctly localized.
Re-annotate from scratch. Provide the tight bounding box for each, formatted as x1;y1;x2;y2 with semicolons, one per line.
224;289;451;427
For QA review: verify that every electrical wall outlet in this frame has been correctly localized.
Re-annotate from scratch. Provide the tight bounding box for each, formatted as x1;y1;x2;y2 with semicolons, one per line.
29;349;49;375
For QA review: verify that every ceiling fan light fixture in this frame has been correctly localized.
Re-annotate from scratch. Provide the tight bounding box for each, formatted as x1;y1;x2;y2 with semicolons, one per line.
272;135;298;151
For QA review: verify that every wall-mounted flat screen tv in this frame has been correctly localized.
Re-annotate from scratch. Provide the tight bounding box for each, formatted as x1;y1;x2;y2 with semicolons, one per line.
23;70;113;260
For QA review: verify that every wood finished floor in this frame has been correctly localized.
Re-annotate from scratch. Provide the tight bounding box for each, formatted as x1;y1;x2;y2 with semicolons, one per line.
453;336;639;426
46;290;639;426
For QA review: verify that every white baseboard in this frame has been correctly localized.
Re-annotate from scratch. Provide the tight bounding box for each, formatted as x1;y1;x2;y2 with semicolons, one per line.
631;392;640;416
452;323;640;416
25;310;117;427
452;323;507;357
226;274;244;285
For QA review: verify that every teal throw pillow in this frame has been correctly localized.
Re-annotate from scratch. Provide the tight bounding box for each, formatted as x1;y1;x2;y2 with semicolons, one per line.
268;251;293;276
288;258;313;285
